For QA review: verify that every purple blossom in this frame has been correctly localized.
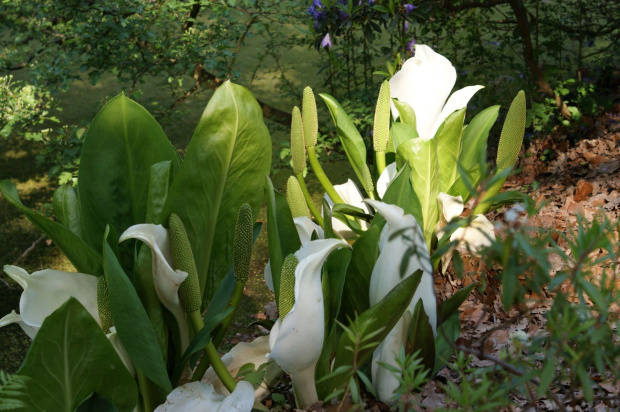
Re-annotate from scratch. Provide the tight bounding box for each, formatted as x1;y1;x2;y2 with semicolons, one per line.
404;3;416;15
405;38;416;55
404;21;409;31
368;0;375;4
321;33;332;48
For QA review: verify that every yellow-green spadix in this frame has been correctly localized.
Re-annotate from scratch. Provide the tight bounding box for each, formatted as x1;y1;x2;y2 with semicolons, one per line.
233;204;253;284
169;213;202;313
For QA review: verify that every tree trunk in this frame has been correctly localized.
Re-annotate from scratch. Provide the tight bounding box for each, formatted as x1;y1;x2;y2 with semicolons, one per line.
509;0;572;119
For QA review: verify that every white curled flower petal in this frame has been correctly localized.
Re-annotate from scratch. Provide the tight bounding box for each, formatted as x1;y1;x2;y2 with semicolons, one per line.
263;216;324;293
431;85;484;138
364;200;436;402
203;336;281;401
436;192;464;242
120;224;189;351
263;261;274;292
293;216;324;244
324;179;371;238
437;192;464;225
389;45;483;141
451;214;496;254
1;265;99;339
389;45;456;139
154;381;254;412
268;238;349;408
107;326;135;377
377;162;398;199
0;310;37;339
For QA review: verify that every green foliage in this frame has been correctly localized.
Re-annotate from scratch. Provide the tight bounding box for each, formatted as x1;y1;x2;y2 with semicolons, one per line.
0;75;58;140
382;348;429;411
6;299;137;412
103;226;172;393
79;93;181;261
0;179;103;276
443;202;620;410
162;81;271;303
0;371;28;411
326;271;423;396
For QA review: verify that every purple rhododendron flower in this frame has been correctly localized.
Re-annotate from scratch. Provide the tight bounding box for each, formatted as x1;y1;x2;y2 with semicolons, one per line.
321;33;332;48
405;38;416;55
404;3;416;14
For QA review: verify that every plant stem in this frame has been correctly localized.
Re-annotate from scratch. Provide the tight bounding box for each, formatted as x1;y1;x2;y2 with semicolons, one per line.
136;369;156;412
212;281;244;349
307;146;345;204
296;173;324;227
187;310;236;391
375;151;386;176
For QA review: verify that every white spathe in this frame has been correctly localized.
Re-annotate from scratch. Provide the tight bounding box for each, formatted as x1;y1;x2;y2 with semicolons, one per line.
364;200;436;402
263;216;323;292
0;265;99;339
154;380;254;412
268;238;349;408
436;192;496;271
389;44;484;140
107;326;136;377
324;179;371;238
377;162;398;199
203;336;281;401
120;224;190;351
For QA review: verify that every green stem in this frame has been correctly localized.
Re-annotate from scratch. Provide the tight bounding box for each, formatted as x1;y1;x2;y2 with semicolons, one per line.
296;173;324;227
190;353;210;383
187;311;237;392
307;146;345;204
136;369;155;412
212;281;244;349
375;151;386;177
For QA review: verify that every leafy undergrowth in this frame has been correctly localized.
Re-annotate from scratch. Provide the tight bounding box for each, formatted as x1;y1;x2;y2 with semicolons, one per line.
259;110;620;411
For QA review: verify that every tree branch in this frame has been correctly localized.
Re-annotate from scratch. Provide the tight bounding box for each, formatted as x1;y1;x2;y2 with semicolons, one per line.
444;0;510;12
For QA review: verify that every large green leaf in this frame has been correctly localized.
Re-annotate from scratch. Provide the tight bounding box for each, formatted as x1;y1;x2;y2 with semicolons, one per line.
392;99;418;133
15;298;137;412
78;93;181;255
323;248;353;339
265;176;301;304
397;137;439;248
103;227;172;393
319;93;372;194
389;123;415;169
437;282;477;326
162;82;271;303
0;180;102;275
328;271;423;395
409;300;435;374
53;184;82;239
433;312;461;374
381;162;423;228
436;108;466;192
146;161;175;225
458;105;500;174
133;160;177;357
340;223;382;319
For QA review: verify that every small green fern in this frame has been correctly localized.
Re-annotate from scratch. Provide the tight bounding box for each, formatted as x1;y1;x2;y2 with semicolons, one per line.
0;371;28;410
